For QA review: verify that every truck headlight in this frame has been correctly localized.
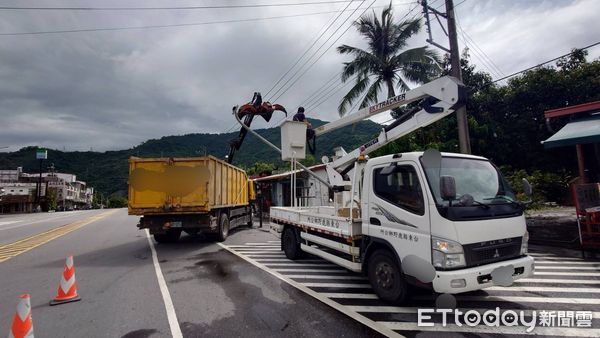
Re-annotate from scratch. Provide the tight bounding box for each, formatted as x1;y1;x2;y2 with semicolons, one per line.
432;237;466;269
521;231;529;255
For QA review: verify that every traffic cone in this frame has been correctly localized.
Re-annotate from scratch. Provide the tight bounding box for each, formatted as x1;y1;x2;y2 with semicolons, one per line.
50;255;81;306
8;294;34;338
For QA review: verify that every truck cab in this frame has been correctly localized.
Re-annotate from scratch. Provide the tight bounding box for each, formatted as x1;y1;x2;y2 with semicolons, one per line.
361;152;533;296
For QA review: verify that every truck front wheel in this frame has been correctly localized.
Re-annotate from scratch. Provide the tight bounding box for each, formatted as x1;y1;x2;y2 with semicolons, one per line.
216;214;229;242
368;250;407;303
282;227;302;260
153;229;181;243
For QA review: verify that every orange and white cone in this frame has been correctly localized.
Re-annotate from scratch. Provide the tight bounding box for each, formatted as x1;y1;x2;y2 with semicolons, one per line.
50;255;81;306
8;294;34;338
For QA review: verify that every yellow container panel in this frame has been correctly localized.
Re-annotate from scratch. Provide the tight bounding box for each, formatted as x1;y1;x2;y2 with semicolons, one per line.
128;156;250;215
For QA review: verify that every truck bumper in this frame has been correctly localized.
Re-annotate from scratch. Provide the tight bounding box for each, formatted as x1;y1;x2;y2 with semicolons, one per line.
432;255;534;294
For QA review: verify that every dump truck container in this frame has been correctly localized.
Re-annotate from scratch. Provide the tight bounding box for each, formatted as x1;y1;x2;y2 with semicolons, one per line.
128;155;254;243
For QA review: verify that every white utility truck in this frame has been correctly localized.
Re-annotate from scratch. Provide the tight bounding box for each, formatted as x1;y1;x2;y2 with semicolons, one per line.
235;76;534;303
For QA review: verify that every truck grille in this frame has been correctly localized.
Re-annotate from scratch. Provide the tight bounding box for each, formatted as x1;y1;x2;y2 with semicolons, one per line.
463;237;522;267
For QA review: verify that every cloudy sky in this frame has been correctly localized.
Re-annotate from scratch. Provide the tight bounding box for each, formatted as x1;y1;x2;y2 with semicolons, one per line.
0;0;598;152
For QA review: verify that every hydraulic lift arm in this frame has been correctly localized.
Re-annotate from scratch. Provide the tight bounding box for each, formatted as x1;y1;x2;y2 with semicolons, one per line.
318;76;465;186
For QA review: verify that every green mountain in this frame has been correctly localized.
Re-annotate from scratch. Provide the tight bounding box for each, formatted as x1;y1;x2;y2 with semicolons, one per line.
0;119;381;196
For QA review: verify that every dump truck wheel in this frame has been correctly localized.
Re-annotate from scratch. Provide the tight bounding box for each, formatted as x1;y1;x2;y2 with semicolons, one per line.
216;214;229;242
154;229;181;243
282;227;302;260
368;250;407;304
247;207;254;227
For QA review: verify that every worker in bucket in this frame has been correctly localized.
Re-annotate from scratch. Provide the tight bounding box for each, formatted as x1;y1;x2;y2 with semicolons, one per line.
292;107;316;154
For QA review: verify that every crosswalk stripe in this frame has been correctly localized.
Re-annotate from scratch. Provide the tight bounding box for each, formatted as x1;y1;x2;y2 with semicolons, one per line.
378;321;599;337
303;282;372;288
486;286;600;293
322;293;379;299
347;306;600;319
535;266;600;270
517;278;600;284
263;263;338;267
535;261;600;265
438;295;600;305
286;275;368;280
535;271;600;276
274;268;348;273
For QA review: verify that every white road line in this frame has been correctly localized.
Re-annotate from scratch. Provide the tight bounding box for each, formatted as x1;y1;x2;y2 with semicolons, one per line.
517;278;600;284
302;282;372;288
347;306;600;319
322;293;379;299
234;248;281;251
535;266;600;270
450;295;600;305
268;240;280;243
245;254;287;258
218;243;403;338
378;321;599;337
252;258;325;263
535;261;600;265
145;229;183;338
486;286;600;293
274;268;348;273
262;263;338;267
286;275;368;280
535;271;600;276
229;245;279;248
533;257;586;261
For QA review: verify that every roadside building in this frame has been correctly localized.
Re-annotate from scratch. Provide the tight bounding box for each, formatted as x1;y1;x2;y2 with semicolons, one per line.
0;167;94;213
253;163;332;215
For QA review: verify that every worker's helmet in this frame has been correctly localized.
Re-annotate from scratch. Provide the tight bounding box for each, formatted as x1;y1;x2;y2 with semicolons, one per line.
298;107;305;113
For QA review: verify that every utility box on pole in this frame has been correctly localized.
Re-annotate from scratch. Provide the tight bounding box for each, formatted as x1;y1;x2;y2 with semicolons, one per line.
280;121;306;161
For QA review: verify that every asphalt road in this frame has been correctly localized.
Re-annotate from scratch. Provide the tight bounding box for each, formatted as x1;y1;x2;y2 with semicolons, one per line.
0;209;379;337
1;209;599;337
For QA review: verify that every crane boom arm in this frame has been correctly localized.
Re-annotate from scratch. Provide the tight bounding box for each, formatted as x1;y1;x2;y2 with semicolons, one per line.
324;76;464;179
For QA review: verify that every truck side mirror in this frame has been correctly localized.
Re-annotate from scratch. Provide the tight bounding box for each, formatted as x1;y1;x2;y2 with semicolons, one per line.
440;176;456;201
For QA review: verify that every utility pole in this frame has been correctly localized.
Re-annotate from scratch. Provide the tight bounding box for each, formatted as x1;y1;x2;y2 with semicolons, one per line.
445;0;471;154
421;0;471;154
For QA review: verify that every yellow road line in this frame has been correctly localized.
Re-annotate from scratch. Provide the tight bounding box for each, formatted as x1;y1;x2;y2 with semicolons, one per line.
0;210;118;263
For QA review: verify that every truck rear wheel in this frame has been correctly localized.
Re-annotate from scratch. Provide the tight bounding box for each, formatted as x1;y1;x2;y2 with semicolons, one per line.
154;229;181;243
282;227;302;260
216;214;229;242
368;250;407;303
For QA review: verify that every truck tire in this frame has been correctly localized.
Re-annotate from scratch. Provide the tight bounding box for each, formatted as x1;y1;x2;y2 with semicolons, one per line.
154;229;181;243
282;227;302;260
216;214;229;242
247;206;254;227
368;250;407;304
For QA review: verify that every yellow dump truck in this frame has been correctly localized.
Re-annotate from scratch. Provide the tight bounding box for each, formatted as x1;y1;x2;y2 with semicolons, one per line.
128;156;255;243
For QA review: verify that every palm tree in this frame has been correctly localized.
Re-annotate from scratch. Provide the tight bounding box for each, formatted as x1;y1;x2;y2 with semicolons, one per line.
337;4;441;116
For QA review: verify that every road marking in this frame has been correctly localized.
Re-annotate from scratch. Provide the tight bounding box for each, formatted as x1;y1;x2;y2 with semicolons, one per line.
378;321;600;337
535;271;600;276
225;242;600;336
218;243;403;338
145;229;183;338
346;306;600;319
486;286;600;293
322;293;379;299
0;210;117;263
303;282;372;288
286;275;368;280
0;212;83;231
517;278;600;284
251;258;324;262
535;266;599;270
262;263;338;267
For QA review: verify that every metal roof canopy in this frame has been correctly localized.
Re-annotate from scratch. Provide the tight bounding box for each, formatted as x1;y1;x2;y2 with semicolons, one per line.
542;114;600;149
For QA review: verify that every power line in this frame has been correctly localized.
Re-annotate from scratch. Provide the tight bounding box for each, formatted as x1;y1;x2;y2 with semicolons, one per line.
0;1;369;11
0;6;392;36
268;0;370;101
271;0;378;103
303;1;421;113
488;40;600;85
264;0;355;98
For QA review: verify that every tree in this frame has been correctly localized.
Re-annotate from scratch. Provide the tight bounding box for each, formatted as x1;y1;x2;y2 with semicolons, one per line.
337;3;441;116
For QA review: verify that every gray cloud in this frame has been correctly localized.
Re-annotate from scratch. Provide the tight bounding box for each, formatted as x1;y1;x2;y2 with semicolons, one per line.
0;0;598;152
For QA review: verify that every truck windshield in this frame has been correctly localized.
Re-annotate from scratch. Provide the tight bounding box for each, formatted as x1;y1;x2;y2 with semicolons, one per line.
422;156;521;220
